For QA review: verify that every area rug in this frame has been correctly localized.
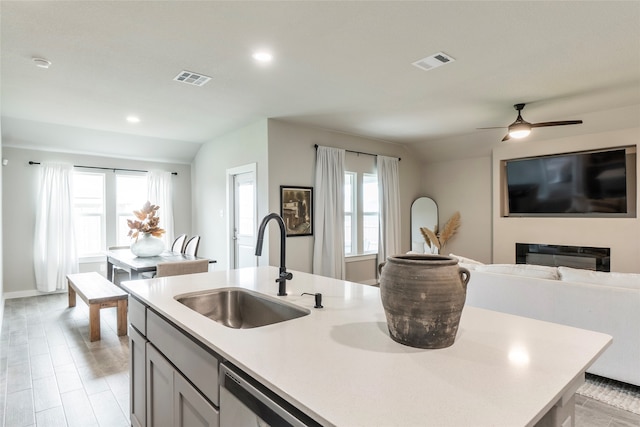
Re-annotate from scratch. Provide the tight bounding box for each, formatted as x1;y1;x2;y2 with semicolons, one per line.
577;374;640;415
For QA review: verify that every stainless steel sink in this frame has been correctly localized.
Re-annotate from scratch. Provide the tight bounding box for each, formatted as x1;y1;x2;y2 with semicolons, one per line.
175;288;310;329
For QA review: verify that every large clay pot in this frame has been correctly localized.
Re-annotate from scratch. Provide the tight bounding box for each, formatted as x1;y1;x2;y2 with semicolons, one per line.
131;233;165;257
379;254;470;349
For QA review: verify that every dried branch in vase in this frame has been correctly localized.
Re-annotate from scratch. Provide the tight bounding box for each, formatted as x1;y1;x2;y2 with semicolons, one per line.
127;201;166;240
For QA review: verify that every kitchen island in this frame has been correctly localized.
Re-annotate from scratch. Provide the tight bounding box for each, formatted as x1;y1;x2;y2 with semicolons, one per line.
122;266;611;427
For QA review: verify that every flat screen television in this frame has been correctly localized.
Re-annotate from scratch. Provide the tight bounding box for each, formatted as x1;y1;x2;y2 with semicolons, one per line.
504;147;636;217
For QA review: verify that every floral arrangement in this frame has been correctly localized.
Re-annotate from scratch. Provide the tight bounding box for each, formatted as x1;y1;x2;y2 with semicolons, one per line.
127;201;165;240
420;211;461;252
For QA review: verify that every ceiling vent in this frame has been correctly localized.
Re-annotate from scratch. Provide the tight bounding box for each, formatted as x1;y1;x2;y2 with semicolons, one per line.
173;70;211;86
412;52;455;71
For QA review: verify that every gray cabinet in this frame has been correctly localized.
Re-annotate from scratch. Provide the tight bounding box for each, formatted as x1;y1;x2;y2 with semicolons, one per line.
147;343;174;427
129;325;147;427
128;296;219;427
147;310;219;405
129;296;147;334
174;371;219;427
147;343;219;427
129;296;148;427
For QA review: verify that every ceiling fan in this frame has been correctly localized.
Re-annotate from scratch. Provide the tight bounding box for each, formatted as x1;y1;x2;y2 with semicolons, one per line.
480;103;583;141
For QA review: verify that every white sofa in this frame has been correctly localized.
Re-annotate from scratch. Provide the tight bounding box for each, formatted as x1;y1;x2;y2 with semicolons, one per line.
461;261;640;386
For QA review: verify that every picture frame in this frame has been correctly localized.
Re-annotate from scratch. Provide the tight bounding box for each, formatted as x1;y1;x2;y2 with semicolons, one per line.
280;186;313;237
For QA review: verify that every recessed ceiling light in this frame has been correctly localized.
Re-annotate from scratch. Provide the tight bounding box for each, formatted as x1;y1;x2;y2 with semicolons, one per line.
32;57;52;69
126;116;140;123
252;51;273;63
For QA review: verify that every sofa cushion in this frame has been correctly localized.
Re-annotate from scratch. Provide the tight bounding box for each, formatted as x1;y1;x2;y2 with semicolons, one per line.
558;266;640;290
449;254;484;265
458;262;480;271
475;263;559;280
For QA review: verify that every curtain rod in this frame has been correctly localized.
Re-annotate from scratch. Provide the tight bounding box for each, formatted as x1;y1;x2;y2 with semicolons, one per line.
313;144;401;161
28;161;178;176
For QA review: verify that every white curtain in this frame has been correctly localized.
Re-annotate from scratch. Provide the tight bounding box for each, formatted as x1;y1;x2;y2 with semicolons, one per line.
377;155;401;263
147;170;174;248
313;146;345;279
33;163;78;292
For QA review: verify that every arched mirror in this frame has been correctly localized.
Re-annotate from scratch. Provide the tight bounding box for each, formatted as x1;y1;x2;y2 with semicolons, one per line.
411;197;438;254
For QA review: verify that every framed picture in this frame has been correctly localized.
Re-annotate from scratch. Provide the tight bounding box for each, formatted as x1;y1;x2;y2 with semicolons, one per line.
280;186;313;237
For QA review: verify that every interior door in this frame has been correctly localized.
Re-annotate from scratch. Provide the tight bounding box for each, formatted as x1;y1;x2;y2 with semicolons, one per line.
232;171;257;269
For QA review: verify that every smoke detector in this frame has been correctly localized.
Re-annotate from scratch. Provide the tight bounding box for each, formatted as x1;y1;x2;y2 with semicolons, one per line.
173;70;211;86
412;52;455;71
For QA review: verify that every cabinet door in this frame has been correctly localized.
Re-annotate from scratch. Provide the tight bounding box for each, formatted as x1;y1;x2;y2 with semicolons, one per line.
174;374;219;427
147;343;174;427
129;326;147;427
147;310;219;405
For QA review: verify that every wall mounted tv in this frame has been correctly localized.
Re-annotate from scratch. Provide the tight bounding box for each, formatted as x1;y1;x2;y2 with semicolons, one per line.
503;147;636;217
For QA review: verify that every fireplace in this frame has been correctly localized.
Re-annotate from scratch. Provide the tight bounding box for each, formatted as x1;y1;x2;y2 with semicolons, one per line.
516;243;610;272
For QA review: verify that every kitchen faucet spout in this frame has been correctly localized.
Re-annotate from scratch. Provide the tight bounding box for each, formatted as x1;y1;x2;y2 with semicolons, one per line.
255;213;292;296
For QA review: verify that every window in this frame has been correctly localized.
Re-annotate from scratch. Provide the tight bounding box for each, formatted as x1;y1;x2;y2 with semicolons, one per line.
344;172;356;255
344;171;378;256
362;173;379;253
73;172;105;257
116;174;148;246
72;171;148;257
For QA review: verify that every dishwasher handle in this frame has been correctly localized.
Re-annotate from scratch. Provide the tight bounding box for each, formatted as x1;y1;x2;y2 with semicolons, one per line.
220;364;310;427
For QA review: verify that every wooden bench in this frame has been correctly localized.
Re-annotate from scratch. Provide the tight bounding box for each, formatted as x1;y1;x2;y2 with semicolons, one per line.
67;272;128;342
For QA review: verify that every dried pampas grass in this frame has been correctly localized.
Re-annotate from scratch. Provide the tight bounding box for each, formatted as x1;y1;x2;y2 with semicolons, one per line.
439;211;461;250
420;227;440;250
419;211;461;251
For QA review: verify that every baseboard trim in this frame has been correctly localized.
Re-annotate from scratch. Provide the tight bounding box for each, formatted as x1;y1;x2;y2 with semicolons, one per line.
4;289;67;300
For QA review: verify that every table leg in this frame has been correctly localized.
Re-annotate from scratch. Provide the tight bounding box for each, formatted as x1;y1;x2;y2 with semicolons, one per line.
107;259;114;282
117;299;127;336
89;304;101;342
68;285;76;307
130;270;141;280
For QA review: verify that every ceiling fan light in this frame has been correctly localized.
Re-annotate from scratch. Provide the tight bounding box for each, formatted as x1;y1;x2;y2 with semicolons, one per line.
508;123;531;139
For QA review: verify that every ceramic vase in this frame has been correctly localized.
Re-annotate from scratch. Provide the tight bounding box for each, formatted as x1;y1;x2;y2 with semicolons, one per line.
379;254;470;349
131;233;164;257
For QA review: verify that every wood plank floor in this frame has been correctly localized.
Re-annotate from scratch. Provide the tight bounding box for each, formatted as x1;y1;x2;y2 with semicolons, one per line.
1;292;639;426
1;293;128;427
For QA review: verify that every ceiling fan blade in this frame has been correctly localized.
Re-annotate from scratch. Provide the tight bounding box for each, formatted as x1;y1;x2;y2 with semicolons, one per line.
531;120;583;128
502;133;511;142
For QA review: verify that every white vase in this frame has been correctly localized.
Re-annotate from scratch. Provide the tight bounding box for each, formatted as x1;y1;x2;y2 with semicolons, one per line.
131;233;165;257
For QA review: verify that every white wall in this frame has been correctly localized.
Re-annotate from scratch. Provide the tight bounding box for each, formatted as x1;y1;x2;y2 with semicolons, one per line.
0;124;4;326
193;119;423;280
1;146;192;296
192;120;269;271
267;119;424;276
493;127;640;273
422;156;493;263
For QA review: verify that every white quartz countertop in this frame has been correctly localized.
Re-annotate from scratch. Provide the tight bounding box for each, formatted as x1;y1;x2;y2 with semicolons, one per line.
123;266;612;427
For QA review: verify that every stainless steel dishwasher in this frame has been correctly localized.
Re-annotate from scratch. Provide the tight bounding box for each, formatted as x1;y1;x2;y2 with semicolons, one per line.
219;363;321;427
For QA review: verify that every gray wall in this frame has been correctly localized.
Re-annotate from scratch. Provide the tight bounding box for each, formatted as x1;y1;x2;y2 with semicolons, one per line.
192;119;423;280
0;126;3;325
2;146;192;295
422;156;493;263
192;120;269;271
267;119;423;276
492;127;640;272
421;126;640;273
